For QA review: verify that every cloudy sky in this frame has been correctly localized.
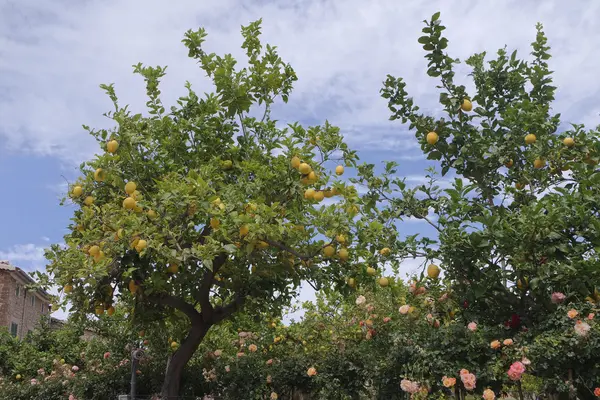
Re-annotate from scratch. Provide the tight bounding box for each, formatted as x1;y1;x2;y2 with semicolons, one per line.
1;0;599;319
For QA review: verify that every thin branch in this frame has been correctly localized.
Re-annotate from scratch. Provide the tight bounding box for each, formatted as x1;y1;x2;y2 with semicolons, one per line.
263;239;313;260
213;292;246;324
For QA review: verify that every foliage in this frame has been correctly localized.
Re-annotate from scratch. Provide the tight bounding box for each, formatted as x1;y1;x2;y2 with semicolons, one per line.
41;17;382;397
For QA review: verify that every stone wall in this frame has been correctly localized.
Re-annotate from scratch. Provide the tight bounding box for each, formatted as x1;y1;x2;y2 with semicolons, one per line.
0;265;51;338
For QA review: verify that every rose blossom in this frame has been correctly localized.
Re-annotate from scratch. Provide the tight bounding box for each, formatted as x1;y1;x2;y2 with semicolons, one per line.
521;357;531;366
307;367;317;377
383;317;391;323
214;350;222;357
71;366;79;372
588;313;595;320
30;378;38;385
490;340;501;349
503;338;514;346
270;393;278;400
551;292;566;304
103;352;111;359
461;373;476;391
400;379;420;394
567;309;578;319
399;305;410;315
266;359;273;366
236;352;245;358
69;395;77;400
442;376;456;388
355;295;366;306
483;388;495;400
507;361;526;381
467;322;477;332
248;344;258;352
574;321;591;337
266;375;272;384
225;365;230;373
593;387;600;397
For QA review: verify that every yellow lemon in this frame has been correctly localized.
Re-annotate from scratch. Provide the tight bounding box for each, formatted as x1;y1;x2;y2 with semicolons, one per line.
563;137;575;147
426;132;439;145
323;245;335;257
313;191;325;202
525;134;537;145
94;168;106;182
299;163;311;175
123;197;136;210
107;140;119;153
125;182;137;195
335;165;345;175
461;99;473;112
72;185;83;197
291;156;301;169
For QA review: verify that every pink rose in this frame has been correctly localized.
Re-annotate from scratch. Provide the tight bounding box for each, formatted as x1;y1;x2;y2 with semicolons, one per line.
507;361;526;381
588;313;595;320
69;395;78;400
467;322;477;332
266;359;273;366
103;352;111;359
551;292;566;304
71;366;79;372
30;378;38;385
225;365;230;373
214;350;222;357
383;317;391;323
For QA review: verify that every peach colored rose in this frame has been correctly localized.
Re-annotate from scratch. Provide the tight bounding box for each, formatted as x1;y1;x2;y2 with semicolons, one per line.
459;369;470;376
442;376;456;388
236;352;245;358
483;388;495;400
383;317;391;323
399;305;410;315
503;338;514;346
270;393;278;400
593;387;600;397
567;309;578;319
214;350;222;357
490;340;501;349
266;359;273;366
307;367;317;377
588;313;595;320
248;344;258;352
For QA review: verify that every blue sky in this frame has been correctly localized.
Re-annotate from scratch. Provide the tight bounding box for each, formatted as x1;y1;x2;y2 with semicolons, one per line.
1;0;600;318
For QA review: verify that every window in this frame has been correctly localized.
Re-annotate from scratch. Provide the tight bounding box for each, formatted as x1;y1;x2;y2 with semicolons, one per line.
31;295;35;307
41;302;45;313
15;284;20;297
10;323;18;337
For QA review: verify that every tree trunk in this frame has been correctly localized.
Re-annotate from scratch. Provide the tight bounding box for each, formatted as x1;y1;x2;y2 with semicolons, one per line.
160;322;210;399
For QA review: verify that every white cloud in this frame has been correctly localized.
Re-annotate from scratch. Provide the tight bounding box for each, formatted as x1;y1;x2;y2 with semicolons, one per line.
0;243;46;266
2;0;600;164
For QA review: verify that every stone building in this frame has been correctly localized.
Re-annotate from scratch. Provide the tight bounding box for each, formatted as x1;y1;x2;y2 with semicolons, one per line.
0;260;52;338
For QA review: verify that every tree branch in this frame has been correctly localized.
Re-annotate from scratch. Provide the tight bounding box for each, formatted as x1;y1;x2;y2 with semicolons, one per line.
196;252;228;322
213;292;246;324
147;294;201;322
263;239;314;260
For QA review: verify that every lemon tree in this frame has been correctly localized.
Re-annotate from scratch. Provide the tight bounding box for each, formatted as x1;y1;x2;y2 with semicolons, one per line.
44;20;368;397
369;12;600;397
